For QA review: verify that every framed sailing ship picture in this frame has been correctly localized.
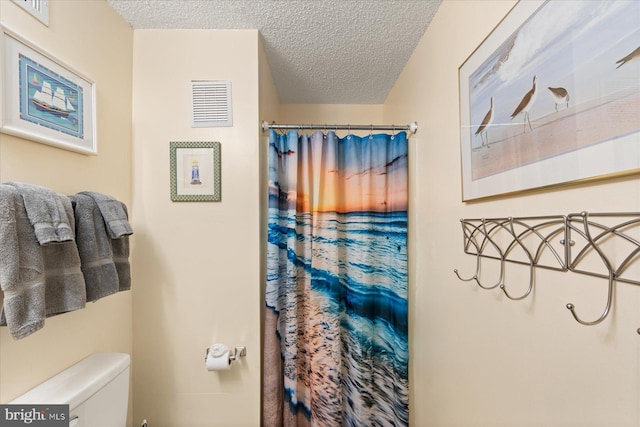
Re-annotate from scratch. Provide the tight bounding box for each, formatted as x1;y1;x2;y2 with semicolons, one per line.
170;141;221;202
1;27;97;154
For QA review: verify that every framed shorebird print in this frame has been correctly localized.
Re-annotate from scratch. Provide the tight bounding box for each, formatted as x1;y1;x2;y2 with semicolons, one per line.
170;141;221;202
1;27;97;154
458;0;640;201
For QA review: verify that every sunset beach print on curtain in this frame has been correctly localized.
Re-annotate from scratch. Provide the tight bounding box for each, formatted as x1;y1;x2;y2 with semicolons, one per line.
263;129;409;427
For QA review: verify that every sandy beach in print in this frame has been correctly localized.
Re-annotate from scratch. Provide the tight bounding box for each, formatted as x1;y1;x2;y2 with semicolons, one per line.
265;130;410;425
461;0;640;195
472;89;640;180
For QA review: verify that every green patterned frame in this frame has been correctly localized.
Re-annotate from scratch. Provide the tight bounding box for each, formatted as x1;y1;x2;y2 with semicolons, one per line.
170;141;221;202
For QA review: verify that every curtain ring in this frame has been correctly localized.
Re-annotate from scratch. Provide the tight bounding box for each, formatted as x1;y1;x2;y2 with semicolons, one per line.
391;125;396;140
347;124;351;140
369;124;373;140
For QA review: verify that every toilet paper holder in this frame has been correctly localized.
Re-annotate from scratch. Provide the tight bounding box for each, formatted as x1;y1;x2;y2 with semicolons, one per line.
204;345;246;362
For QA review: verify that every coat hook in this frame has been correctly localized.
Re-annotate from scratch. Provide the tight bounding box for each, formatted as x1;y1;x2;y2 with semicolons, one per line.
565;271;614;326
453;251;481;282
454;218;482;283
453;219;504;290
500;260;534;300
566;212;614;326
453;254;505;289
499;218;535;301
477;257;505;290
453;256;504;290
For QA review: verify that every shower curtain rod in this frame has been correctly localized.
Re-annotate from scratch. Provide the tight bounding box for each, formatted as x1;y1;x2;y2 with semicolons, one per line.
261;121;418;134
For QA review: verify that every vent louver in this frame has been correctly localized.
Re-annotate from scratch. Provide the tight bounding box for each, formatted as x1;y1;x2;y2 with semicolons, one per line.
12;0;49;26
191;80;232;127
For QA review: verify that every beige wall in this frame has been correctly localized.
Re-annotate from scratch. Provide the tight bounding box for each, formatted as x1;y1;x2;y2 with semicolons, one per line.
384;1;640;426
131;30;261;426
0;0;133;420
279;103;384;137
3;1;639;426
279;103;383;125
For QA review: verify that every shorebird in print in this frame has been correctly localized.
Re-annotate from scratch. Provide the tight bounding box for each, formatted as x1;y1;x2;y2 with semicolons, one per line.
474;96;494;147
547;86;569;111
511;75;537;132
616;46;640;69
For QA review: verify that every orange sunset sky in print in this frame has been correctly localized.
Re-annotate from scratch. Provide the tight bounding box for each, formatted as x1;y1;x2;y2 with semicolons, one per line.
269;130;408;213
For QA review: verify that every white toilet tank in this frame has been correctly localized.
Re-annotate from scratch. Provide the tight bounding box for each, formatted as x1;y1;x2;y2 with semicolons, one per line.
10;352;130;427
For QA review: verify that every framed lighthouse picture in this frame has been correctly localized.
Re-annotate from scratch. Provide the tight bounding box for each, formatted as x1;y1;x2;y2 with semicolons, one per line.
1;27;97;154
170;141;221;202
458;0;640;201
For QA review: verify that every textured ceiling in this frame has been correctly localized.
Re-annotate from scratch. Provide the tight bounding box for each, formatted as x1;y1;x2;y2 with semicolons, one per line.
106;0;442;104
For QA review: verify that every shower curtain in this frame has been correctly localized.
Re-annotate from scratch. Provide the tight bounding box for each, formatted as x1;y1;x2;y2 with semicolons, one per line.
263;129;409;427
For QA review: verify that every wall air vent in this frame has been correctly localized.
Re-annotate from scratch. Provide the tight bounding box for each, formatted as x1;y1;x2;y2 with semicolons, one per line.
191;80;232;128
12;0;49;26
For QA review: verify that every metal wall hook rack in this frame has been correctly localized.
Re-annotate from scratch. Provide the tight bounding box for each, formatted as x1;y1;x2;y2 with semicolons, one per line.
454;212;640;330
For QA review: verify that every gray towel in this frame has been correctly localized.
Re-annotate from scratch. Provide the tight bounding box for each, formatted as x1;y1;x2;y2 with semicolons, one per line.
0;186;87;339
6;182;73;245
78;191;133;239
0;185;86;339
112;202;131;292
0;185;46;339
70;194;120;301
70;194;132;299
40;193;86;317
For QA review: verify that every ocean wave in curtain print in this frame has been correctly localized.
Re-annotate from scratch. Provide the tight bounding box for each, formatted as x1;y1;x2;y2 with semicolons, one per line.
263;129;409;427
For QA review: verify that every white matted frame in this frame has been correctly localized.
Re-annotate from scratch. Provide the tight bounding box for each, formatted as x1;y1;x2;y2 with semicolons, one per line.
1;27;97;155
459;0;640;201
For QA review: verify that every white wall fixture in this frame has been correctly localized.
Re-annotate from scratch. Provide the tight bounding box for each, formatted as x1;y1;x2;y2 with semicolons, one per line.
204;344;246;371
191;80;232;128
11;0;49;26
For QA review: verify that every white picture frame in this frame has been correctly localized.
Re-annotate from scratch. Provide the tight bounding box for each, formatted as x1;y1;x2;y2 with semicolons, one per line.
458;1;640;201
1;27;97;155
